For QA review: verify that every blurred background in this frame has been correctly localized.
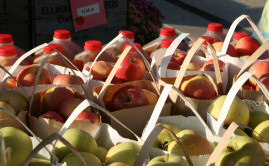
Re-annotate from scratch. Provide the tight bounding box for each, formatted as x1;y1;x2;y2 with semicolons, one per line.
0;0;266;50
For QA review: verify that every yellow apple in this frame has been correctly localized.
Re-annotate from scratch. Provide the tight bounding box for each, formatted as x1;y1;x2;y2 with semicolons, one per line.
147;154;189;166
142;89;159;105
61;152;102;166
96;146;108;163
0;101;16;119
207;95;250;127
158;121;181;135
246;111;269;136
252;120;269;142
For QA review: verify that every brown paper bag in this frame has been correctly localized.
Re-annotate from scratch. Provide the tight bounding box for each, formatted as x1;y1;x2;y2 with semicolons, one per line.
158;37;223;122
93;45;171;139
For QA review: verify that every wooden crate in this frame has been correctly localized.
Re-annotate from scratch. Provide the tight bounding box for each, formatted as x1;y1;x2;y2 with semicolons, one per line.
32;0;129;47
0;0;128;50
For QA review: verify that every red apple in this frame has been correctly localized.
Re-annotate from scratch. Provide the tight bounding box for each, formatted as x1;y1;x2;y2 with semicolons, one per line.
242;84;256;91
186;62;200;71
102;76;123;84
249;61;269;86
212;42;237;57
75;111;100;124
86;61;113;81
16;65;52;87
58;98;92;120
256;74;269;91
200;59;225;72
42;86;76;112
111;85;149;110
235;36;261;57
39;111;65;123
5;77;17;89
115;55;145;82
171;51;187;66
167;61;181;70
52;74;84;85
180;75;216;100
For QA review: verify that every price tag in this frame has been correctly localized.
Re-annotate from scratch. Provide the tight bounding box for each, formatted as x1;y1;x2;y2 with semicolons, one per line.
70;0;107;32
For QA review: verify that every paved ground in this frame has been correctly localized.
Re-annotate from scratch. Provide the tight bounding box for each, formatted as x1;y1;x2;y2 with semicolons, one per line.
153;0;267;38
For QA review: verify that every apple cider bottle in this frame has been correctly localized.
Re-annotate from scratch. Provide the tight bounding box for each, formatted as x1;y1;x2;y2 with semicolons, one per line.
0;46;25;66
73;40;114;71
142;28;176;56
103;30;135;58
0;34;32;64
33;44;69;68
34;30;83;62
151;39;174;66
202;23;226;42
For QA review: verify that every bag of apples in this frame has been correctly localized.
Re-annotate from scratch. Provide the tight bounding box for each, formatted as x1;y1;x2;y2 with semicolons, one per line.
216;14;268;90
157;36;225;121
93;44;171;139
82;34;154;101
233;40;269;103
141;84;221;166
151;32;229;92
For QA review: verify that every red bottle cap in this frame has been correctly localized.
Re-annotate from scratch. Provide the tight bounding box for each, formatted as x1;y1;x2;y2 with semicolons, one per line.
0;46;17;57
160;28;176;36
233;32;249;41
118;30;135;39
53;30;71;39
0;34;13;43
199;36;214;45
84;40;102;50
207;23;223;32
160;39;174;48
43;44;63;54
124;43;142;52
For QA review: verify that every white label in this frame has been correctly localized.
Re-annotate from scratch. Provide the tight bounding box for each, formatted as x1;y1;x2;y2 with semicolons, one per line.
77;3;100;17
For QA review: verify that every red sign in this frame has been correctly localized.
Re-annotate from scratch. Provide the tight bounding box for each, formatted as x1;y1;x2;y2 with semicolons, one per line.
70;0;107;32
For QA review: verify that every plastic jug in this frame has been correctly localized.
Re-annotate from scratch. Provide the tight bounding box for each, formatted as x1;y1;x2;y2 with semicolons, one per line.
0;46;25;66
202;23;226;42
142;28;177;56
34;30;83;62
151;39;174;66
33;44;69;68
73;40;114;71
195;36;215;57
0;34;32;63
103;30;135;58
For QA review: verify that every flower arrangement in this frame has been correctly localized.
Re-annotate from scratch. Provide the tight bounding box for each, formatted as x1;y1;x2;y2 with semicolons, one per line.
129;0;165;45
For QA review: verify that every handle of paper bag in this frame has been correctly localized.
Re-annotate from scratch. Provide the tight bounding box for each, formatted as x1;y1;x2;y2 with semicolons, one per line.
174;37;223;95
212;71;269;136
221;14;266;55
142;84;215;142
236;40;269;79
52;99;143;156
0;107;53;158
134;123;193;166
23;132;87;166
97;42;160;106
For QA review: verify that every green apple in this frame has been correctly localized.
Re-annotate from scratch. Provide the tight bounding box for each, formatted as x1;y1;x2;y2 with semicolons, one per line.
108;162;130;166
246;111;269;136
147;154;189;166
208;140;216;151
62;151;102;166
207;95;250;127
54;128;98;161
29;158;51;166
252;120;269;142
106;142;141;165
0;126;33;166
167;129;212;156
234;128;248;136
158;121;181;135
96;146;108;163
0;89;29;115
215;136;266;166
0;101;16;119
152;133;173;150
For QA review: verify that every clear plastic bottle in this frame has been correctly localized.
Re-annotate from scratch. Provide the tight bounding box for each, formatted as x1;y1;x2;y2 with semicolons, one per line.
151;39;174;66
33;44;69;67
195;36;215;57
34;30;83;62
103;30;135;58
142;28;176;56
202;23;226;42
118;42;151;63
0;46;21;66
230;32;249;46
0;34;32;63
73;40;114;71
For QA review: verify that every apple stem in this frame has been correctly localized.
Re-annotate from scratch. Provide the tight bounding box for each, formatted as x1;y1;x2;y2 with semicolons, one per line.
166;154;169;162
